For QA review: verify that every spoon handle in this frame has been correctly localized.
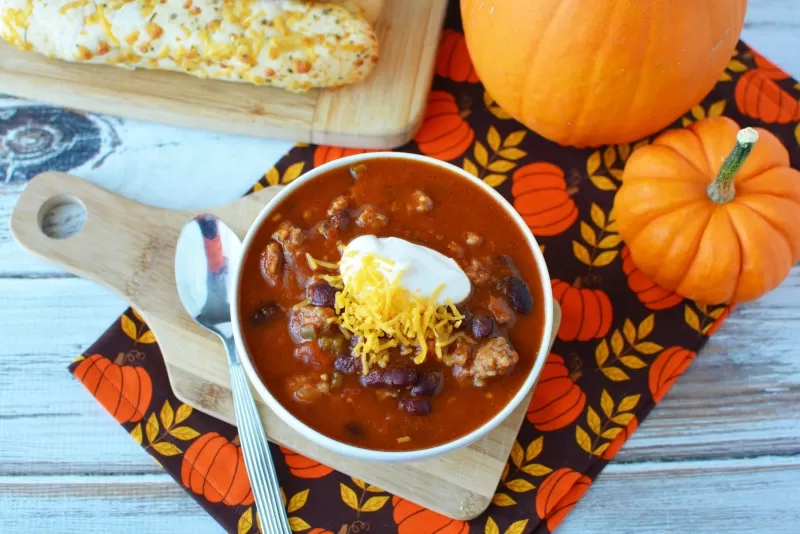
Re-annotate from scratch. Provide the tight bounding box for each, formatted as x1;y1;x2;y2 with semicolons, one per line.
225;337;291;534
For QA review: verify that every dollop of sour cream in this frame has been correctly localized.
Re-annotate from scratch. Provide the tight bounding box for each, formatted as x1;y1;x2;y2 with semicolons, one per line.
339;235;471;305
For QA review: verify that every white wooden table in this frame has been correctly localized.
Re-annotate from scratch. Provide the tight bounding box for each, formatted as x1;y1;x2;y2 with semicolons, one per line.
1;2;799;532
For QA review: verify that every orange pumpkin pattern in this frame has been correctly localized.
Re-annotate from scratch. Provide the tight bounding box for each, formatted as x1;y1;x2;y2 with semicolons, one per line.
414;91;474;161
735;69;800;124
436;29;480;83
551;279;613;341
280;446;334;478
392;496;468;534
313;146;376;168
512;162;578;236
74;353;152;424
649;347;697;403
536;469;592;532
621;246;683;310
527;353;586;431
181;432;254;506
65;13;793;532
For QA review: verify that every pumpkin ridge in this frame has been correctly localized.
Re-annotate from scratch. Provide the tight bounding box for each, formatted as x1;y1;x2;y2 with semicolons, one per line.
85;356;110;397
549;478;589;515
543;469;574;517
590;289;605;338
528;378;578;415
628;199;711;258
521;197;574;217
199;436;228;501
185;433;217;494
722;208;749;299
575;288;588;339
734;200;796;257
531;389;584;427
513;184;568;197
221;442;242;504
111;363;127;418
420;121;472;146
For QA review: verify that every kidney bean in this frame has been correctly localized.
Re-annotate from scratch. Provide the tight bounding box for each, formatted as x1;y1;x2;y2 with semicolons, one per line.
506;276;533;314
331;211;350;231
345;421;365;438
334;355;362;375
251;302;280;325
411;371;443;397
309;283;338;307
471;314;494;338
398;397;431;416
360;368;417;388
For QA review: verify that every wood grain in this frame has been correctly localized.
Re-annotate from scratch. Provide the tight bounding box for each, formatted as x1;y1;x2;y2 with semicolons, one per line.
10;171;559;520
0;0;447;149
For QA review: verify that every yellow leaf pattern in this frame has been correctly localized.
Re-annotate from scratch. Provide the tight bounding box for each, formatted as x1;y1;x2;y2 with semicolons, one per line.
485;516;500;534
526;436;543;461
340;483;359;511
160;400;174;430
492;493;517;507
175;404;192;425
238;508;253;534
573;203;620;267
130;423;142;445
483;91;513;120
360;496;389;512
121;315;137;341
287;490;309;513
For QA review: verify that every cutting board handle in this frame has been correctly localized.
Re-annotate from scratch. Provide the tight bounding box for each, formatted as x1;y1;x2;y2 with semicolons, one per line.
10;171;170;307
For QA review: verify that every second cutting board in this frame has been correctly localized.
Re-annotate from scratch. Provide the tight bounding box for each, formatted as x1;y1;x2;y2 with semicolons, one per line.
0;0;446;149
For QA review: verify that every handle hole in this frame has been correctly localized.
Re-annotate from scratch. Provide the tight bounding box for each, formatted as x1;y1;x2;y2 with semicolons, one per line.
37;195;87;239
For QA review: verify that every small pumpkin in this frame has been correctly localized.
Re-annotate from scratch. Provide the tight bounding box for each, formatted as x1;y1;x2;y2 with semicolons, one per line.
73;353;152;424
392;496;468;534
621;246;683;310
435;29;479;83
280;446;334;479
535;468;592;532
601;416;639;461
551;279;613;341
649;347;696;403
414;90;474;161
527;353;586;431
181;432;254;506
512;162;579;236
313;146;375;168
615;117;800;304
461;0;747;146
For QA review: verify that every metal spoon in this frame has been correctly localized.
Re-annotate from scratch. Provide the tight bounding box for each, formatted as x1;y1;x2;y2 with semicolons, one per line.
175;214;291;534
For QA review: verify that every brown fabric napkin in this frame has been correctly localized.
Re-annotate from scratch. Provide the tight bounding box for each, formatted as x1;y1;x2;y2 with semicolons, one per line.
67;2;800;532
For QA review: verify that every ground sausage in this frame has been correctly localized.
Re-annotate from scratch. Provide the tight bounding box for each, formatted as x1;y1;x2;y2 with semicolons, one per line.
260;241;283;286
272;221;305;255
446;339;474;368
355;205;389;230
464;258;492;286
409;190;433;213
466;338;519;384
328;195;350;215
488;295;514;325
289;304;335;342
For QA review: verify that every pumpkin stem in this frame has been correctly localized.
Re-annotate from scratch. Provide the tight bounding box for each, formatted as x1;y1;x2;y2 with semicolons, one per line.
232;435;241;446
114;352;126;365
573;276;582;289
707;127;759;204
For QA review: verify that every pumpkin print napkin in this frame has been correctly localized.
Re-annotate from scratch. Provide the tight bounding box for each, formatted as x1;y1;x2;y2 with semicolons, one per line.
67;2;800;533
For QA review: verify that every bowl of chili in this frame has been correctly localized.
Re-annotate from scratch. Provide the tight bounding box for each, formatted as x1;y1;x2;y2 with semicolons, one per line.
231;152;554;462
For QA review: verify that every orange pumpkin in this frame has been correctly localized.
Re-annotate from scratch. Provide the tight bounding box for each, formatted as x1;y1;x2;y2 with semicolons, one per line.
527;353;586;431
621;246;683;310
308;529;334;534
280;446;333;479
461;0;746;147
601;416;639;461
649;347;696;403
436;29;479;83
735;70;800;124
750;50;789;81
392;496;468;534
535;468;592;532
615;117;800;304
313;146;376;168
512;162;579;236
551;279;613;341
74;353;152;424
414;91;474;161
181;432;254;506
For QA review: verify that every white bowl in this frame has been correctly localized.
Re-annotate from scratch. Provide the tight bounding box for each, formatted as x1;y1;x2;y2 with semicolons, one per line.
231;152;554;462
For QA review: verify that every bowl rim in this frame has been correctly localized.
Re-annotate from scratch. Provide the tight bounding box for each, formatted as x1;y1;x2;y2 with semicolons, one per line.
231;151;554;463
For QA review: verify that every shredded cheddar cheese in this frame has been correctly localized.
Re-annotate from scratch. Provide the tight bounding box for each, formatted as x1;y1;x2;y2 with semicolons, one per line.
331;253;465;374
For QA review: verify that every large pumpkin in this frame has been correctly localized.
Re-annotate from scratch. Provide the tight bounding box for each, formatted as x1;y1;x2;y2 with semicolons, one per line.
527;353;586;431
414;90;474;161
551;279;613;341
649;347;696;403
615;117;800;304
392;496;468;534
461;0;747;146
512;162;578;236
74;353;152;424
280;446;334;479
181;432;254;506
621;246;683;310
535;468;592;532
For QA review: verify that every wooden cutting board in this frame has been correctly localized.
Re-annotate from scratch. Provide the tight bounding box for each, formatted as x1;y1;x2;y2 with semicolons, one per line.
11;171;560;521
0;0;446;149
